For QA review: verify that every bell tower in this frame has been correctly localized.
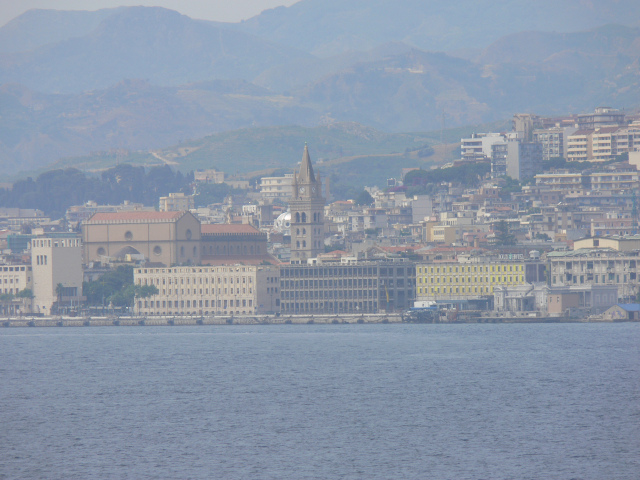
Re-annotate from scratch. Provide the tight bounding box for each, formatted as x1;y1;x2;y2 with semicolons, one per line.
289;144;325;263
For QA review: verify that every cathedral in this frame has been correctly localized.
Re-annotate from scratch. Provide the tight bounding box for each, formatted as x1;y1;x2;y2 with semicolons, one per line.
289;145;325;263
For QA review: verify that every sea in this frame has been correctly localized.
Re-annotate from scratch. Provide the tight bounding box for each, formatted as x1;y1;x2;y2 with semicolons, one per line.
1;323;638;480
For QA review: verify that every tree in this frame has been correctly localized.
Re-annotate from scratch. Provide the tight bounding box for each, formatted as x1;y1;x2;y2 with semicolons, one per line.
495;220;516;246
355;190;374;206
15;288;33;299
83;265;134;306
56;283;64;304
0;293;14;302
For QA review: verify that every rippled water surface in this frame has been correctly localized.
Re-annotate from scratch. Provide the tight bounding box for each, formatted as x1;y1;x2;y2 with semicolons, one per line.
1;323;639;479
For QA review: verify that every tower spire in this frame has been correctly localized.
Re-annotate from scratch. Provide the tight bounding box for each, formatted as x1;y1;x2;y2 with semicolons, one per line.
298;143;316;184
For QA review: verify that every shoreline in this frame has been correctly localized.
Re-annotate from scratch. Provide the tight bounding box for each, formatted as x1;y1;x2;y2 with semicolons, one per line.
0;313;635;327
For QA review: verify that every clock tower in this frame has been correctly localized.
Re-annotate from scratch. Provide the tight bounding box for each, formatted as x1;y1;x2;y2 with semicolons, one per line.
290;144;325;263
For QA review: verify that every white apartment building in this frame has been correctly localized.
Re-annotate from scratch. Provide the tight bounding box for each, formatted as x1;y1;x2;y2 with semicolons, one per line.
461;133;511;161
259;174;294;198
532;126;577;161
134;264;280;316
194;169;225;183
159;192;195;212
0;265;32;296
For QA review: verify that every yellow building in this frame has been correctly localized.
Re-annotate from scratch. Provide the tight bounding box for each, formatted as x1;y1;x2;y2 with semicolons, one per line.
416;258;545;301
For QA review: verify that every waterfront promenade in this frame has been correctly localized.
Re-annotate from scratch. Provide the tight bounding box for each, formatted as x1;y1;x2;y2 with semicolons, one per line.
0;311;629;327
0;313;403;328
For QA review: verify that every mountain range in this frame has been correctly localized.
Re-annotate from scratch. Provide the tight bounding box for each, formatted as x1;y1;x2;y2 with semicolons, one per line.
0;2;639;176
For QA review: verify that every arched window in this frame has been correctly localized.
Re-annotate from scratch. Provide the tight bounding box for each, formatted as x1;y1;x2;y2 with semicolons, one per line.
303;228;306;235
296;241;300;248
302;212;307;223
303;241;306;247
296;228;300;235
295;212;301;223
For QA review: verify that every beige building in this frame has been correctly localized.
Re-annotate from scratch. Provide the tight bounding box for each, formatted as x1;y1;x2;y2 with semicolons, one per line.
567;130;592;162
260;173;294;198
547;248;640;301
159;192;194;212
0;264;32;296
567;123;640;162
31;235;83;315
194;169;225;183
574;235;640;251
201;224;277;265
133;264;280;316
83;211;201;266
535;172;586;194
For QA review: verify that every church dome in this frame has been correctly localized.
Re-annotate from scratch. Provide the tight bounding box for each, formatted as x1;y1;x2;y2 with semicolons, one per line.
273;211;291;234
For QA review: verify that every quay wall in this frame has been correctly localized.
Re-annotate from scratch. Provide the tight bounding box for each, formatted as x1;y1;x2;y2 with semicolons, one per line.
0;313;625;327
0;313;403;328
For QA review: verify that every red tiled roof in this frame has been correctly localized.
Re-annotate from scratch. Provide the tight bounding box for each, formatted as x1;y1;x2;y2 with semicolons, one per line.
595;126;621;134
201;224;261;235
86;211;185;223
201;254;278;266
380;245;422;253
571;129;594;136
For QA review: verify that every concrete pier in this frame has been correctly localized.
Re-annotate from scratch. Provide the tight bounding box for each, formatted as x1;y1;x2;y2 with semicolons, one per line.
0;313;404;328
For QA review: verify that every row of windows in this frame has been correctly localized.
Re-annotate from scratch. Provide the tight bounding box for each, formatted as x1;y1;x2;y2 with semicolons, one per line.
282;279;377;288
552;274;624;284
418;286;494;294
281;301;377;312
283;290;376;299
418;275;524;284
138;276;253;286
417;264;523;274
33;239;80;248
158;288;253;296
280;266;408;277
140;299;253;309
293;212;322;223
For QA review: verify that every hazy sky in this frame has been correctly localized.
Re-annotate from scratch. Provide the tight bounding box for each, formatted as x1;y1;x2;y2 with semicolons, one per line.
0;0;298;27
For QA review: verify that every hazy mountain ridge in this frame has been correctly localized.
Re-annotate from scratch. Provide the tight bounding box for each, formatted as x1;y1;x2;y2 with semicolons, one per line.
0;8;125;54
0;5;639;173
0;6;312;94
235;0;640;56
0;79;321;174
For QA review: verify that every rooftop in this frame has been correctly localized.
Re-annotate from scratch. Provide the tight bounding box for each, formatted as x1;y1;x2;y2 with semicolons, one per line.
86;211;185;223
201;224;262;235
